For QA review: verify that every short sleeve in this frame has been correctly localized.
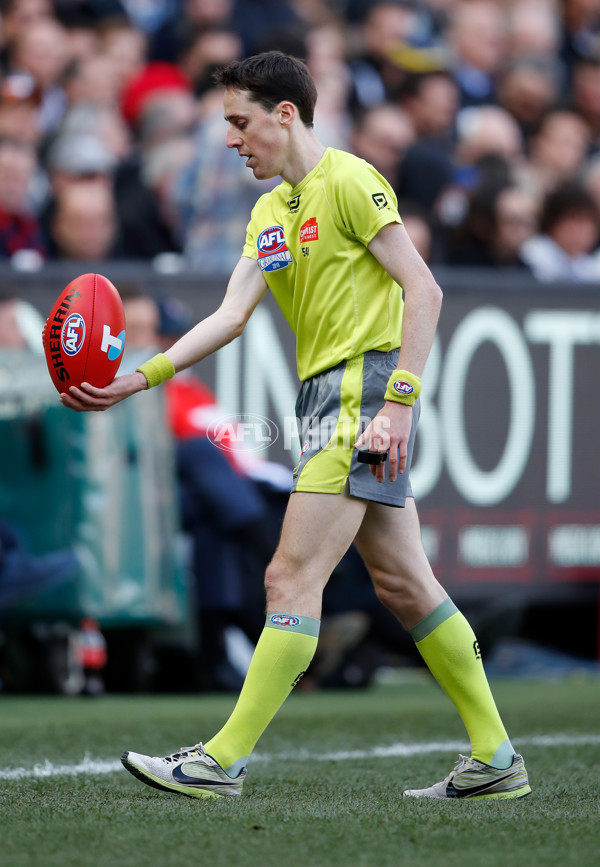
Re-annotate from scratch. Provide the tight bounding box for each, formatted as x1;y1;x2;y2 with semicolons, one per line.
329;159;402;246
242;218;257;260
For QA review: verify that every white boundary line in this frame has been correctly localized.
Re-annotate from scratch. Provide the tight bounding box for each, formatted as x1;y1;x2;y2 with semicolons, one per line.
1;734;599;781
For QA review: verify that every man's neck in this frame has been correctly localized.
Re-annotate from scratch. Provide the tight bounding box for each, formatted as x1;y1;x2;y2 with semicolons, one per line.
280;131;326;188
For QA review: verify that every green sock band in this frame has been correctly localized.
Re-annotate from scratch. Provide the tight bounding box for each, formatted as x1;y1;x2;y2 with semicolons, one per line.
409;598;458;642
266;612;321;637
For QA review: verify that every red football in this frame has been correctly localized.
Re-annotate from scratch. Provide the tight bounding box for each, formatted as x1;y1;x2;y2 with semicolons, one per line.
42;273;126;394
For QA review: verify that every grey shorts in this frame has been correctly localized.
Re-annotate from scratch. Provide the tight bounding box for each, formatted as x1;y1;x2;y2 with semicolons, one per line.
292;349;420;507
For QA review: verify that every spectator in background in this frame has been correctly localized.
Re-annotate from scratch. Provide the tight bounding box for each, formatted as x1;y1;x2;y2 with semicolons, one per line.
40;130;117;251
49;180;118;260
62;53;123;110
97;15;148;91
520;181;600;281
447;182;537;267
348;1;414;112
455;106;524;168
57;103;132;165
5;16;71;135
150;0;236;62
45;131;117;194
396;71;459;210
0;0;53;49
506;1;561;62
399;71;459;149
140;136;196;254
349;103;415;189
111;61;198;259
0;74;43;147
449;1;507;108
497;58;561;145
179;25;243;97
560;0;600;81
519;109;591;199
433;107;524;246
0;138;45;260
55;4;102;63
120;61;194;131
570;57;600;144
582;152;600;214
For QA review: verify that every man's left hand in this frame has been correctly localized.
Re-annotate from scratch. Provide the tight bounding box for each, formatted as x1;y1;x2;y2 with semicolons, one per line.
354;401;413;483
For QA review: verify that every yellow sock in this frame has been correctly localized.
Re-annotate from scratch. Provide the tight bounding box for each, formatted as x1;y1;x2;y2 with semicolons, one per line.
411;599;514;769
204;613;319;774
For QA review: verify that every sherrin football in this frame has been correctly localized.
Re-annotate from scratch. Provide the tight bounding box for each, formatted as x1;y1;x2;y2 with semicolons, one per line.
42;273;126;394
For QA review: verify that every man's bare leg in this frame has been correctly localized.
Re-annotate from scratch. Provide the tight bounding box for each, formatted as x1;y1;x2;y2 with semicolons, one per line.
203;491;368;771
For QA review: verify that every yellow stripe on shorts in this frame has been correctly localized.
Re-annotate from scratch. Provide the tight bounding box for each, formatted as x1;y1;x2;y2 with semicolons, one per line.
295;355;364;494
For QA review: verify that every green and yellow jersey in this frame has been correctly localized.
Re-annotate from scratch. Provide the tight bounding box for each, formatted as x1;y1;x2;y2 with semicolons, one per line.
242;147;404;381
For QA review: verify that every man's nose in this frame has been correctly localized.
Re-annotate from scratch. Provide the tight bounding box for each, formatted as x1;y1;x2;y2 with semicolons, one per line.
226;128;242;148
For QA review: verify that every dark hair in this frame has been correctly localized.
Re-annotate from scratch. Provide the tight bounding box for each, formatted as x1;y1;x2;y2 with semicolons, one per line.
540;182;599;234
398;70;455;102
214;51;317;126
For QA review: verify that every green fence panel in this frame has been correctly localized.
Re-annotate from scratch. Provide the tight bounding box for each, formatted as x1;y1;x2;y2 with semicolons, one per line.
0;350;189;626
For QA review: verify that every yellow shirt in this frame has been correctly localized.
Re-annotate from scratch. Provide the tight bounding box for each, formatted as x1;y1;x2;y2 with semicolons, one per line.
242;147;404;381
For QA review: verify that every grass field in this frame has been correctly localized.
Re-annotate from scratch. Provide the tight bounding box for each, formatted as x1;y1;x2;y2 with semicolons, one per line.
1;676;599;867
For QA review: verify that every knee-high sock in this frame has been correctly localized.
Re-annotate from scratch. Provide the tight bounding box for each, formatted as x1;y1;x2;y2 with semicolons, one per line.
410;598;514;769
204;613;319;774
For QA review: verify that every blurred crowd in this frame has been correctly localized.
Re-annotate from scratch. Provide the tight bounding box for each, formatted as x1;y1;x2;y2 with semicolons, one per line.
0;0;599;280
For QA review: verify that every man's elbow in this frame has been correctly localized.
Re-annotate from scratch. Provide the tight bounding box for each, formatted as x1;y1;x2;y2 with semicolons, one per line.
220;305;249;340
421;277;443;311
231;317;246;339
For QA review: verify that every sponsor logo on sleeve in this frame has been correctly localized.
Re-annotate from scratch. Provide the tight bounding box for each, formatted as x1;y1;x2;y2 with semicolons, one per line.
257;225;293;272
394;380;413;395
299;217;319;243
371;192;388;209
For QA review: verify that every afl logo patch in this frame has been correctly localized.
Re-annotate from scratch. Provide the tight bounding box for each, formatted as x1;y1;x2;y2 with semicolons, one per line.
270;614;301;627
61;313;86;356
257;225;293;272
394;380;413;395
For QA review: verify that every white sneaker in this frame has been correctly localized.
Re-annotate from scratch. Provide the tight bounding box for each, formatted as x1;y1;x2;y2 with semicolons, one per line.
403;753;531;800
121;743;245;799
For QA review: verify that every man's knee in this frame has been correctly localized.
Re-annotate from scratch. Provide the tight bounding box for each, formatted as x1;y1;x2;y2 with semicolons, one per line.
264;551;327;612
264;556;287;597
370;566;413;611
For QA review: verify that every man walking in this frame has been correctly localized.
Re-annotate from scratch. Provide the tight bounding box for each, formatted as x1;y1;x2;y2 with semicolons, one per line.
61;52;530;802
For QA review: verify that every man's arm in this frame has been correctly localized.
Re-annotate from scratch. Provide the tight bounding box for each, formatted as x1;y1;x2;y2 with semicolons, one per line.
60;257;268;412
355;221;443;482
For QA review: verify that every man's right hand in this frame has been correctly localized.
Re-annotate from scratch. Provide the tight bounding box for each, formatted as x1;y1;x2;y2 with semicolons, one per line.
59;371;148;412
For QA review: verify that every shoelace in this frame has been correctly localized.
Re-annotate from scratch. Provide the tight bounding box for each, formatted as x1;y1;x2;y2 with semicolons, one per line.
163;743;206;764
447;754;472;779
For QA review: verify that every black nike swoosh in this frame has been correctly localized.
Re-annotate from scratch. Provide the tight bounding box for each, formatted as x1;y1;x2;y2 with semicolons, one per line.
171;766;225;786
171;766;237;787
447;772;515;798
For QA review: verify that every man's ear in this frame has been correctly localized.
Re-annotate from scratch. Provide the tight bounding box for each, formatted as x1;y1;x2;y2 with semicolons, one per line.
277;101;296;128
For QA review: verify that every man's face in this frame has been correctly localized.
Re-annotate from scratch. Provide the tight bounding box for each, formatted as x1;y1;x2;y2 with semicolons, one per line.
223;88;286;180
